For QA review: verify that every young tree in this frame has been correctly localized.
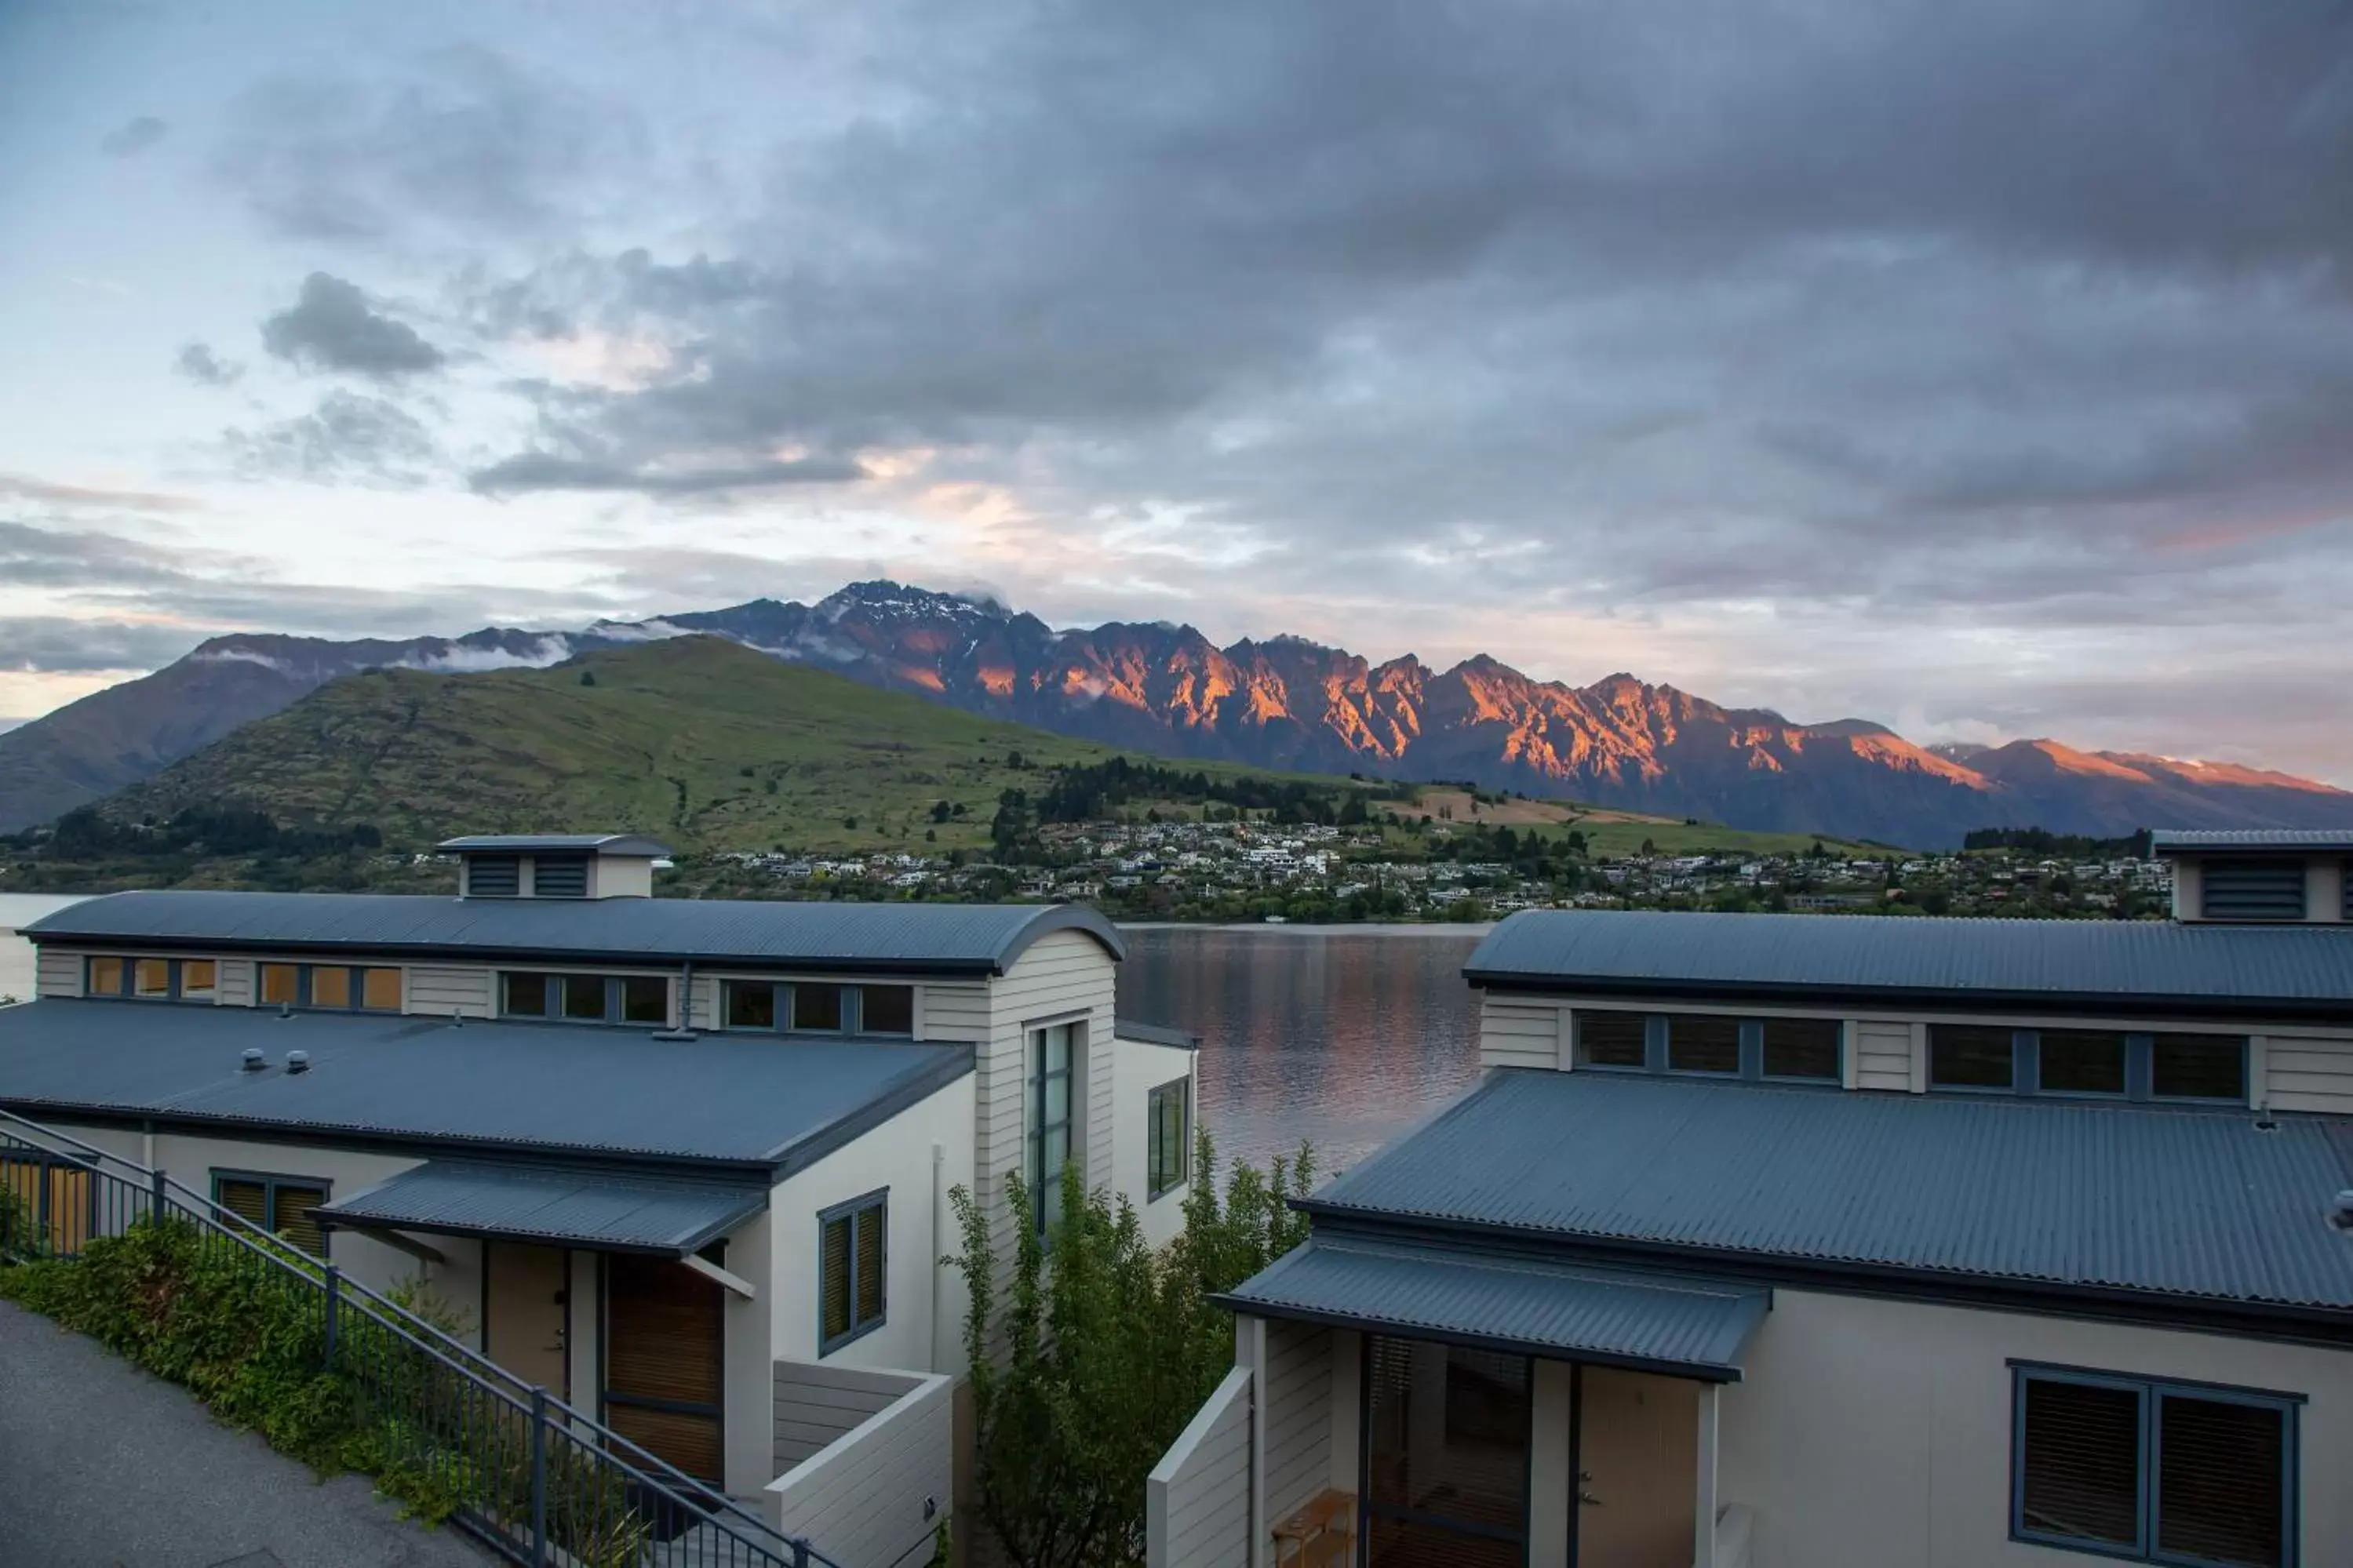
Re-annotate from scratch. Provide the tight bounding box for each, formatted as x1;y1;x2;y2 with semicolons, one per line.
945;1131;1314;1568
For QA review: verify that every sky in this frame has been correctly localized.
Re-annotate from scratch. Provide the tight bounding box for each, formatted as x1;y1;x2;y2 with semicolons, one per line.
3;2;2351;783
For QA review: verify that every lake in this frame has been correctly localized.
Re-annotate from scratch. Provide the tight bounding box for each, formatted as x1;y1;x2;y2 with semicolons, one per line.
1117;925;1488;1175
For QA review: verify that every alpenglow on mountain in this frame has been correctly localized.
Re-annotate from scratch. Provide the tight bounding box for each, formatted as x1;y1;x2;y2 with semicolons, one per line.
2;580;2346;846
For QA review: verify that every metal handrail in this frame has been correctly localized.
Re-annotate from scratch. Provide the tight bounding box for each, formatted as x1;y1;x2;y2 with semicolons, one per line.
0;1108;847;1568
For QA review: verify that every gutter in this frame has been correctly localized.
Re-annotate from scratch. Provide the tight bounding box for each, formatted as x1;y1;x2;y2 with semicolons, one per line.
1461;971;2353;1024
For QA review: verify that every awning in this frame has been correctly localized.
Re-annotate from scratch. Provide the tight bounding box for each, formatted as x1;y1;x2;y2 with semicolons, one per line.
316;1162;767;1255
1215;1238;1769;1381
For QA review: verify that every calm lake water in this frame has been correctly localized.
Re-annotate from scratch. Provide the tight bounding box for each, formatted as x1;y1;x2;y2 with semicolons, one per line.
1118;926;1488;1173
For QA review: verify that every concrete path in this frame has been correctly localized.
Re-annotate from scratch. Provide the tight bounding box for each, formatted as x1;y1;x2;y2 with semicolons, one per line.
0;1299;499;1568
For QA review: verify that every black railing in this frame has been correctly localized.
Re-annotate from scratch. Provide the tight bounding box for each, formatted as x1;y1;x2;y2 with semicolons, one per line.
0;1109;843;1568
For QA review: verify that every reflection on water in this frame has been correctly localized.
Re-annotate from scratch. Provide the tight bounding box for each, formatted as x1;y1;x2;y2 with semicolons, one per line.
1118;926;1486;1173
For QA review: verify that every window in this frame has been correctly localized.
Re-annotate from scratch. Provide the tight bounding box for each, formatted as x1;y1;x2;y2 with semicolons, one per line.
531;854;588;897
1026;1023;1076;1234
1147;1077;1189;1200
1762;1017;1841;1081
2013;1365;2296;1566
260;963;299;1006
2199;860;2306;921
2038;1030;2129;1097
1666;1014;1741;1075
1576;1010;1648;1068
818;1191;887;1353
2152;1034;2246;1103
1931;1025;2016;1090
501;971;669;1025
311;966;352;1009
213;1171;331;1255
262;965;402;1012
861;984;915;1036
726;980;777;1029
361;966;402;1011
86;956;218;1002
792;984;844;1032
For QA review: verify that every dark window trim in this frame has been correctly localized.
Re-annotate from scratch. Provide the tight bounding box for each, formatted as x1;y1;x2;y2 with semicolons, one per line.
1026;1020;1080;1236
719;979;910;1036
1926;1028;2249;1108
1146;1075;1190;1202
817;1188;888;1356
498;970;672;1028
2009;1361;2300;1566
1575;1009;1844;1086
210;1167;333;1253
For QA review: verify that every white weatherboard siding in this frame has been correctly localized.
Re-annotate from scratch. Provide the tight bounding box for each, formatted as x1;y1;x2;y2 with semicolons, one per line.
2264;1031;2353;1115
766;1074;974;1378
1480;997;1563;1070
774;1362;923;1471
1852;1019;1914;1091
407;965;493;1017
217;959;254;1006
977;930;1116;1265
34;947;81;999
1114;1035;1198;1251
1262;1319;1332;1531
917;980;988;1043
1717;1288;2353;1568
1147;1365;1253;1568
767;1371;950;1568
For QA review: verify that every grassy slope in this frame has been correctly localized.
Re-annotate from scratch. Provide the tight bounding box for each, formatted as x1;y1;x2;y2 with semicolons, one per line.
104;637;1138;856
1403;787;1882;858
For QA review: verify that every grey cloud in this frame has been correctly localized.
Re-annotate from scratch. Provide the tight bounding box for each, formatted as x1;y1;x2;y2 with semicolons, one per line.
174;342;243;386
261;273;445;377
223;391;441;486
0;474;199;511
100;115;166;157
218;45;641;244
467;451;866;497
0;519;211;592
0;617;204;673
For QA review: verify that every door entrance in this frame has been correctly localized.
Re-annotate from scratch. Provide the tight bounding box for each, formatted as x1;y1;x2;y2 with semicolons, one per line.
1362;1336;1532;1566
483;1242;570;1398
604;1253;727;1483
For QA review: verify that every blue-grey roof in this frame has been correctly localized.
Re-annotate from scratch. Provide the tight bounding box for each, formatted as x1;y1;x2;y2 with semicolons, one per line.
26;890;1124;973
2151;829;2353;854
0;999;971;1168
437;834;674;856
1308;1071;2353;1316
1221;1237;1768;1381
1112;1018;1201;1050
319;1162;765;1253
1464;909;2353;1019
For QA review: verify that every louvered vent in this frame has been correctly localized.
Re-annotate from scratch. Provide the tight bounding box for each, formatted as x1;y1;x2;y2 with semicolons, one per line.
465;855;521;897
531;854;589;898
2199;860;2306;920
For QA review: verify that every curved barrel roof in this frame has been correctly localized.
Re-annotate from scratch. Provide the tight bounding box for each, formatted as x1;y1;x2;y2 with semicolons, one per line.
26;890;1124;973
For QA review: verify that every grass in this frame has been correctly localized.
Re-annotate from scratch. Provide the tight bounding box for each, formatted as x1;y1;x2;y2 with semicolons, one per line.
1395;787;1882;857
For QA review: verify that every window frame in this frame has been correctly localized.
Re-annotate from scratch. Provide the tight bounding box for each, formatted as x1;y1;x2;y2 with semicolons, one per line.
2009;1361;2301;1567
1025;1020;1079;1236
84;955;220;1004
211;1168;333;1256
816;1188;888;1355
718;979;915;1036
1146;1075;1191;1201
1923;1028;2249;1108
497;970;672;1027
1574;1010;1845;1086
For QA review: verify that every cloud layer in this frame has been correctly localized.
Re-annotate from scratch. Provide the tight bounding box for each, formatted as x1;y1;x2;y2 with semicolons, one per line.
261;272;444;377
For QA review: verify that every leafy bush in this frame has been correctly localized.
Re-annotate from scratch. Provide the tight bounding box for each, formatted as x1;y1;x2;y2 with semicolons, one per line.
946;1130;1313;1568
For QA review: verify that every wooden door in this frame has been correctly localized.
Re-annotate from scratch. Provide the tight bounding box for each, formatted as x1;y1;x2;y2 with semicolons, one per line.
604;1253;726;1483
1576;1368;1697;1568
484;1242;570;1397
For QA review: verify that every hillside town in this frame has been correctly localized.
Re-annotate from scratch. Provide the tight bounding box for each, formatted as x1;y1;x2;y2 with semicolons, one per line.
688;814;2178;923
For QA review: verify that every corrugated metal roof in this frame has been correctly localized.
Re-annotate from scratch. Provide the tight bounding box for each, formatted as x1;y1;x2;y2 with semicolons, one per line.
1112;1018;1201;1050
0;999;971;1167
2151;829;2353;853
319;1162;765;1253
25;890;1124;973
1309;1071;2353;1314
1222;1237;1768;1380
1463;910;2353;1017
437;834;673;856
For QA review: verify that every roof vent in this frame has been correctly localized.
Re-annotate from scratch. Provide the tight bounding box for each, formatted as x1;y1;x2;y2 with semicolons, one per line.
240;1048;267;1072
2330;1191;2353;1233
286;1050;310;1075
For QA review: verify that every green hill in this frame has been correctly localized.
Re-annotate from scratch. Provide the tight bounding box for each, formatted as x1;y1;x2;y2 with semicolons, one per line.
72;636;1154;857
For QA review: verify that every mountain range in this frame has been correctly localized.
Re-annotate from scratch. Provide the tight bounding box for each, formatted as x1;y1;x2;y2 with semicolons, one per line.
4;580;2347;847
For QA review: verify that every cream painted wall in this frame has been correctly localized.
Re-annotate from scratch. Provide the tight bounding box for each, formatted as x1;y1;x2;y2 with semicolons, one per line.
1114;1036;1198;1251
718;1204;775;1496
766;1073;976;1381
1717;1288;2353;1568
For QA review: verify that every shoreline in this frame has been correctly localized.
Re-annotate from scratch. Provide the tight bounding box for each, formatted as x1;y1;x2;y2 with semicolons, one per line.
1119;920;1495;936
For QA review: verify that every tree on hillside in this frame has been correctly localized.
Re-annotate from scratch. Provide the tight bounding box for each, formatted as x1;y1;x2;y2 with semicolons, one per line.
946;1133;1314;1568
